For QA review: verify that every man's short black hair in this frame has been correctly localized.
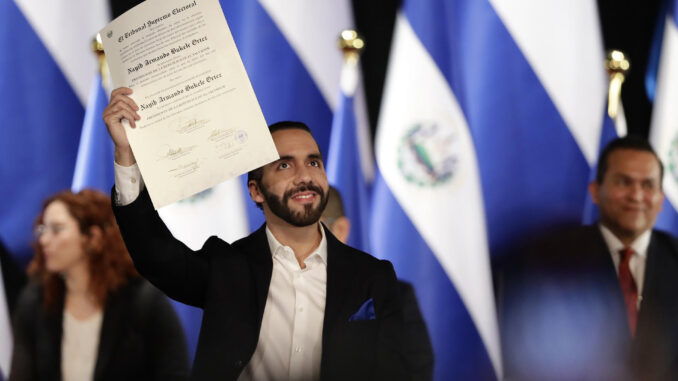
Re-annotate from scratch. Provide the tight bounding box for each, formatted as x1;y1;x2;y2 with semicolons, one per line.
595;135;664;185
247;121;316;209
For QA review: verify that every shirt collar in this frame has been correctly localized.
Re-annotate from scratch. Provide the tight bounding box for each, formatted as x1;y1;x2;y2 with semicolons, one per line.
598;224;651;258
264;223;328;266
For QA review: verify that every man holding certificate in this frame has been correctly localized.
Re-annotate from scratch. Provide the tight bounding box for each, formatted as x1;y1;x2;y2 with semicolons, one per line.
103;87;408;381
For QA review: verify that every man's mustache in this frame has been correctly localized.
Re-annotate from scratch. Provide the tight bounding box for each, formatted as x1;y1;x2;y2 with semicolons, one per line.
283;184;325;202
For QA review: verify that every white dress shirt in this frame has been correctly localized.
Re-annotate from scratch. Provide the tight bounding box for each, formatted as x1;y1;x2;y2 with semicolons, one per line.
238;228;327;381
599;225;649;309
114;163;328;380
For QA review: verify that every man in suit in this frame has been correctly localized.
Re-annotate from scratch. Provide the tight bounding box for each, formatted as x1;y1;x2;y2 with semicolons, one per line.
103;87;406;381
502;136;678;380
320;186;434;381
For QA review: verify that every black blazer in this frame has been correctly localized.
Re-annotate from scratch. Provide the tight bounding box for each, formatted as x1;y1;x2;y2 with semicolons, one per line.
112;188;407;381
502;226;678;380
0;240;26;315
9;278;189;381
398;281;434;381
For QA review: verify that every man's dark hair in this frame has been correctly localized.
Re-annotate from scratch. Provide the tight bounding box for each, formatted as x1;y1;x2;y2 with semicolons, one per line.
595;135;664;185
247;121;316;209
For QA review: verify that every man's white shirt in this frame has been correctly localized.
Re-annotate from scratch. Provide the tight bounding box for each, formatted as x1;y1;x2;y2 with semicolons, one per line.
238;227;327;381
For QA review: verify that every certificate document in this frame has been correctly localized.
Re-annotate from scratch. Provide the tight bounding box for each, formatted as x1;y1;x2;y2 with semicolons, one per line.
100;0;278;208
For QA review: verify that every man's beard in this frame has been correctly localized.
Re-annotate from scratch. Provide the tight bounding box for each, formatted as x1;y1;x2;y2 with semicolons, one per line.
262;183;328;227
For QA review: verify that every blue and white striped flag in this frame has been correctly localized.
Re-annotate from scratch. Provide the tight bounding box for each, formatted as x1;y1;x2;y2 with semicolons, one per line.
218;0;370;232
371;1;609;379
0;0;109;263
650;0;678;233
0;1;107;376
326;55;372;251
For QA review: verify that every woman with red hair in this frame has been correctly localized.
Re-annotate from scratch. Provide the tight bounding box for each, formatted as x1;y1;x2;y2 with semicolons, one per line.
10;189;188;381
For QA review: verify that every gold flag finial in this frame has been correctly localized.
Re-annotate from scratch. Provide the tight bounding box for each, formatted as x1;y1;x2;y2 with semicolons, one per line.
605;50;630;119
338;30;365;64
92;33;110;90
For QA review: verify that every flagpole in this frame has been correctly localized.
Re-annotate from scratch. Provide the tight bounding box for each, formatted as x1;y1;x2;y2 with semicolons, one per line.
70;34;115;192
327;30;372;251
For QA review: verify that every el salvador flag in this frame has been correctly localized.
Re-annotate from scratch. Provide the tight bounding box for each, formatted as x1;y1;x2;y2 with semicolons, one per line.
0;0;107;376
650;0;678;233
371;0;609;379
218;0;371;232
0;0;109;264
326;55;372;252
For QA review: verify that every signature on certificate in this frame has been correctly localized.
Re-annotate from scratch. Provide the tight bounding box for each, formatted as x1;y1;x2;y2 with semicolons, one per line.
156;144;197;161
207;128;233;142
171;116;209;134
168;160;200;178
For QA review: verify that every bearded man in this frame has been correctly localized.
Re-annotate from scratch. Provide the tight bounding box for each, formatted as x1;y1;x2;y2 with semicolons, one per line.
103;88;407;381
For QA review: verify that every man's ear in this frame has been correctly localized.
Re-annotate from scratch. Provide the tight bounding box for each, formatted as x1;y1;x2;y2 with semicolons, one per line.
588;181;599;205
248;180;265;204
330;216;351;244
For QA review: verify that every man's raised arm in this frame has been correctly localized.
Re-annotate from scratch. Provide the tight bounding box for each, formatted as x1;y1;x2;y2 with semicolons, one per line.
103;87;140;166
103;87;145;205
102;87;209;307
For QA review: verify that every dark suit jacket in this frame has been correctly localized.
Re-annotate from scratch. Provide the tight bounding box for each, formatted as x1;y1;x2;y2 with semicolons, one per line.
398;281;433;381
9;278;189;381
112;188;407;381
502;226;678;381
0;240;26;315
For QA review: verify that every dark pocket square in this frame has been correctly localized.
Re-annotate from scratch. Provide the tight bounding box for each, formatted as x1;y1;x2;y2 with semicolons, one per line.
348;298;375;322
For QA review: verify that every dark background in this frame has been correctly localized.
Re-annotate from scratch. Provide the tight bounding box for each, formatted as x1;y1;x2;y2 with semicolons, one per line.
112;0;665;139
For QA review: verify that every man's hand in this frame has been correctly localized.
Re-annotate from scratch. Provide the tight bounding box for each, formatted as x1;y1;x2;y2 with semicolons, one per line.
103;87;140;166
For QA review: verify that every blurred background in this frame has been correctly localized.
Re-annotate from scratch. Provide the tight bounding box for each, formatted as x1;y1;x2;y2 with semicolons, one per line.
2;0;677;380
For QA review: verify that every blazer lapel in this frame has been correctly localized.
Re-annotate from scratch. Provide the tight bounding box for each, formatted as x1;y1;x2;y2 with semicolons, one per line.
320;226;353;366
629;231;678;377
634;231;678;344
235;224;274;324
93;288;125;381
586;226;617;268
36;296;64;381
636;231;658;339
